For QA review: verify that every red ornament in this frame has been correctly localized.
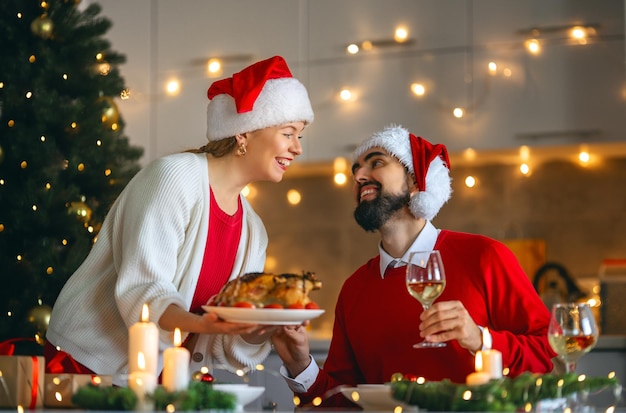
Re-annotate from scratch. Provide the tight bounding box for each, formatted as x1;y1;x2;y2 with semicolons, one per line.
200;372;214;383
403;373;418;382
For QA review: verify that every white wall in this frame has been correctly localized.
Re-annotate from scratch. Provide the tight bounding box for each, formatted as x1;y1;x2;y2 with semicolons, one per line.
91;0;625;165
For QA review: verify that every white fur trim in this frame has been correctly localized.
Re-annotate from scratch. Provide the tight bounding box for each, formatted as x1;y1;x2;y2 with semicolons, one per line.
353;125;452;220
206;77;314;141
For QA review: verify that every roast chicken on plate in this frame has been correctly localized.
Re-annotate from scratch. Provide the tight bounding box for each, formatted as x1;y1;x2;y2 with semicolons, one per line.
208;271;322;309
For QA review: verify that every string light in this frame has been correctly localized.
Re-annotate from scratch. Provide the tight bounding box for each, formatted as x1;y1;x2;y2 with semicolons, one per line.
453;108;464;118
165;79;180;95
464;176;476;188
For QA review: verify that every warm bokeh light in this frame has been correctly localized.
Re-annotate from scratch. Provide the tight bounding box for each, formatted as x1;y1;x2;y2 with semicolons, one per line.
287;189;301;205
207;58;222;76
394;26;409;43
488;62;497;75
578;151;590;163
520;163;530;175
165;79;180;95
346;43;359;54
453;107;464;118
339;89;353;101
464;176;476;188
411;83;425;96
519;145;530;161
525;39;541;54
334;172;347;185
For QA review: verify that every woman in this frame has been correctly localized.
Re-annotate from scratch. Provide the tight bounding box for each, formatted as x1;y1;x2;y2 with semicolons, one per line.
45;56;314;386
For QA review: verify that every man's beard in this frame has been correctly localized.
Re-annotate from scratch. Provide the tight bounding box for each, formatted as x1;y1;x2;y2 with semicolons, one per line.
354;189;410;232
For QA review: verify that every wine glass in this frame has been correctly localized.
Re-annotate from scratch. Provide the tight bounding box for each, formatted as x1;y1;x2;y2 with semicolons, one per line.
406;250;447;348
547;302;598;373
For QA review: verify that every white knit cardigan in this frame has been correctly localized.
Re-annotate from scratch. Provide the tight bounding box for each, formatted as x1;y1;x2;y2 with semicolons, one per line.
47;152;270;386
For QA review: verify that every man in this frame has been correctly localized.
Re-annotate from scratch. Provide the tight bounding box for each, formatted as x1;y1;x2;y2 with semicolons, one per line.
271;125;556;408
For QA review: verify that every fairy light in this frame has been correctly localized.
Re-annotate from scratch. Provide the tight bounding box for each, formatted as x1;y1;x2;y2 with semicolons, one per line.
488;61;497;75
453;107;464;118
339;89;352;101
464;176;476;188
207;59;222;76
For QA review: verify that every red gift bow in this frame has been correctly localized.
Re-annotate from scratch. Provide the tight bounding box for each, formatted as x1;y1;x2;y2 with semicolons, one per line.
0;338;40;409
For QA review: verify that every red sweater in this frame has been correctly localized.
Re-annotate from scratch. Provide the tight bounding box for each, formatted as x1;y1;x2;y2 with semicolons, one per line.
304;230;555;407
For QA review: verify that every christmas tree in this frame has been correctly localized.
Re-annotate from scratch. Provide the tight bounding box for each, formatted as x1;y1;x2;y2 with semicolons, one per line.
0;0;143;347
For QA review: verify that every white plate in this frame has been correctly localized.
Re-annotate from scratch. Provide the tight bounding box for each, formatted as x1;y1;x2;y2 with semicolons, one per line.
212;384;265;412
202;305;325;325
340;384;416;411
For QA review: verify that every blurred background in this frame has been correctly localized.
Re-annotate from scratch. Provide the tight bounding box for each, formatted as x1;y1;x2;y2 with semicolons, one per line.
92;0;626;335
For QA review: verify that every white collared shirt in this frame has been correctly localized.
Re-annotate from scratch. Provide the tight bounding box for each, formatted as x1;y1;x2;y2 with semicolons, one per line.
378;220;440;278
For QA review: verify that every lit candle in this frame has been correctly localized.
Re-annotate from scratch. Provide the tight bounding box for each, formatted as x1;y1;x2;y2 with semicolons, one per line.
128;352;157;411
477;327;503;379
128;304;158;402
162;327;190;392
466;351;491;385
478;349;503;379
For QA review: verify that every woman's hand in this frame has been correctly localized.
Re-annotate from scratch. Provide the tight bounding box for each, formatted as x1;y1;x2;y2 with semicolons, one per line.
271;323;311;377
419;300;482;352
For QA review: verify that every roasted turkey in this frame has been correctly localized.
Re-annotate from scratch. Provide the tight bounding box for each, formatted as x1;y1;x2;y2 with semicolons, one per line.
208;271;322;309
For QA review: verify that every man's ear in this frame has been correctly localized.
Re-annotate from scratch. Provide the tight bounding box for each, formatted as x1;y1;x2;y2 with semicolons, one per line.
407;172;420;195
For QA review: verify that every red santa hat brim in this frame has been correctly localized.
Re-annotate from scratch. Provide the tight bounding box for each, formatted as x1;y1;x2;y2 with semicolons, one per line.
206;56;314;141
352;125;452;221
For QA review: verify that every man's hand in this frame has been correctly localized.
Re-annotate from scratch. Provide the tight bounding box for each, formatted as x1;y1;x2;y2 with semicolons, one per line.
419;300;482;352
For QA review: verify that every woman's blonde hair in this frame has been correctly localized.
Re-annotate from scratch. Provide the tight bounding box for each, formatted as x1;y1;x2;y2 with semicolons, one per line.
185;137;237;158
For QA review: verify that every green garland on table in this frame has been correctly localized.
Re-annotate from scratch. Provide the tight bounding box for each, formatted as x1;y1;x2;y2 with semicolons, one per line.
72;381;236;411
390;372;620;412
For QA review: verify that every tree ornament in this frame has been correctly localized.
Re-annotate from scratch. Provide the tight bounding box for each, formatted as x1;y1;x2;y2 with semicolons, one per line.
98;96;119;128
30;14;54;39
192;371;214;383
68;201;92;223
390;372;405;382
27;304;52;337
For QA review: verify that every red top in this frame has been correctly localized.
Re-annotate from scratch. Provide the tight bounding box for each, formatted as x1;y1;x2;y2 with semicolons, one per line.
189;189;243;312
301;230;556;407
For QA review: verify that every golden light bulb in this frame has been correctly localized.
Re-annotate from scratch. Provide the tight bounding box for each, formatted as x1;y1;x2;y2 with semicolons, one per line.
411;83;425;96
464;176;476;188
453;108;464;118
287;189;301;205
346;44;359;54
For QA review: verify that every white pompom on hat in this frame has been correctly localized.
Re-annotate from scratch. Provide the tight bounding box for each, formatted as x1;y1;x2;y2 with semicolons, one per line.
206;56;314;141
352;125;452;221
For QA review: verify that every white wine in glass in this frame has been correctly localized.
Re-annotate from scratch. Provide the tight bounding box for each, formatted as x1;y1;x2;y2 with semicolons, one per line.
406;250;446;348
547;303;598;373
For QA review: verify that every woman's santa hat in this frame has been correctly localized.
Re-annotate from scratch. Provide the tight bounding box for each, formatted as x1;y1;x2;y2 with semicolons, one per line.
352;125;452;221
206;56;314;141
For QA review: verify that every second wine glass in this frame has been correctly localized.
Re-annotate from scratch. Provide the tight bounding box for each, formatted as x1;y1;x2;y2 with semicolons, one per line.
406;250;447;348
547;302;598;373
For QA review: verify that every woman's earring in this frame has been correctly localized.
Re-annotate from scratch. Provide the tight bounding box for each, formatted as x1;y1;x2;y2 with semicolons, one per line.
236;142;247;156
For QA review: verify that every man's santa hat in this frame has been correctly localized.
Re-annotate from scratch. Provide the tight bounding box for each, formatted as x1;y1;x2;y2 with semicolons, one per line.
206;56;314;141
352;125;452;221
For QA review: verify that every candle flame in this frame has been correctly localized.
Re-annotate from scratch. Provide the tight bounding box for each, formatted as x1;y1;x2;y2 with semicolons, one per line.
141;304;149;322
174;327;182;347
475;351;484;371
138;351;146;370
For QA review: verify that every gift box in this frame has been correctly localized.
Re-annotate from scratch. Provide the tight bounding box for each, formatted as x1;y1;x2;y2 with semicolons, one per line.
0;355;45;408
44;373;113;408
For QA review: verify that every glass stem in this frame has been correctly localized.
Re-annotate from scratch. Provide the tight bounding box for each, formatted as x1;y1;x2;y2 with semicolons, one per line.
565;361;577;373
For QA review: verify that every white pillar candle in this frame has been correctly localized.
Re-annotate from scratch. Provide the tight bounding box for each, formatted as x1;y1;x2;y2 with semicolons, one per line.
162;327;190;392
466;371;491;386
477;350;503;379
128;353;157;411
128;304;159;377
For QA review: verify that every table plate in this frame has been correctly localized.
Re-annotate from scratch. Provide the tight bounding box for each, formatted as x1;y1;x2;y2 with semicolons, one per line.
202;305;324;325
340;384;417;411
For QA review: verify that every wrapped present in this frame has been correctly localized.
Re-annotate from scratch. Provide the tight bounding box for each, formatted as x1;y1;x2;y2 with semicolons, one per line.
0;355;45;408
44;373;113;407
